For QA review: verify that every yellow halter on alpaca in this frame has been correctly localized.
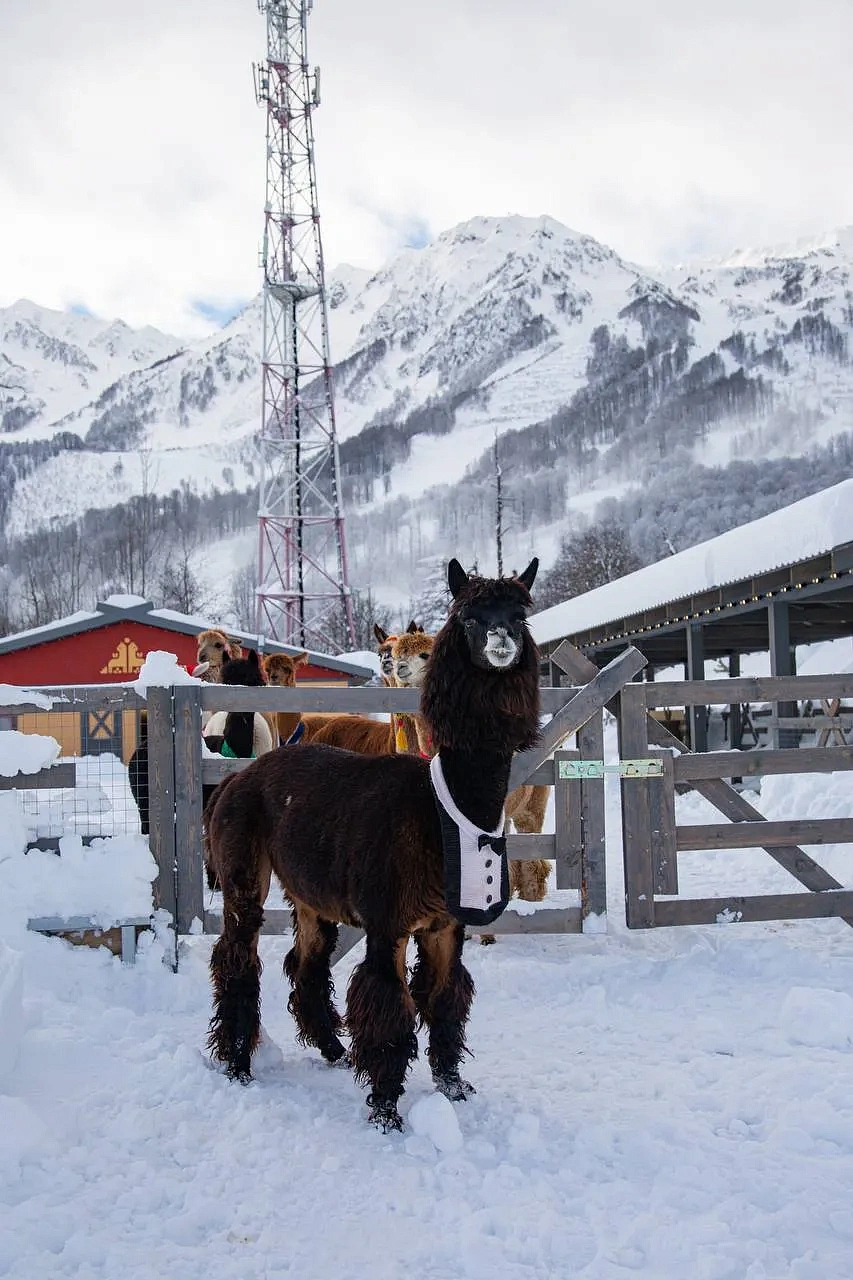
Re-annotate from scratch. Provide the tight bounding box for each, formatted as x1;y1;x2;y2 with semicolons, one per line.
393;715;409;752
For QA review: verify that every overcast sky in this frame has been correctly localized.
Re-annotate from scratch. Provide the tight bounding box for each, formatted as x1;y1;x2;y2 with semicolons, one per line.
1;0;850;338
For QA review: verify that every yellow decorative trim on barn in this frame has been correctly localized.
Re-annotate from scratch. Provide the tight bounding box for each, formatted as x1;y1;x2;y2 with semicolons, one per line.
100;637;146;675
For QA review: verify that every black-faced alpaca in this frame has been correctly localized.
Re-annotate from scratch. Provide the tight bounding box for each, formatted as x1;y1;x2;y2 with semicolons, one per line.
205;557;541;1133
202;650;274;891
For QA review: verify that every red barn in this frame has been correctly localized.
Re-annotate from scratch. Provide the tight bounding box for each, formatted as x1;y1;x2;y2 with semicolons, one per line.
0;596;373;760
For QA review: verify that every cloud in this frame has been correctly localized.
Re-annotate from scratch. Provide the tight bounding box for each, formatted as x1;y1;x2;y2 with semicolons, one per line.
1;0;850;337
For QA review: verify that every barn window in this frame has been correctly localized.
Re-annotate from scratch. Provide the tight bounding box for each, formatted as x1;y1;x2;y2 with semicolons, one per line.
0;715;15;731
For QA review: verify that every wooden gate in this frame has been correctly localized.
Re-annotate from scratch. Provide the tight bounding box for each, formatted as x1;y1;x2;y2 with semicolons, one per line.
146;647;646;966
618;673;853;928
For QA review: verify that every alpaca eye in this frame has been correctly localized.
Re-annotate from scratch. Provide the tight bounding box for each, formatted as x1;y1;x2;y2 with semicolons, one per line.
418;653;429;660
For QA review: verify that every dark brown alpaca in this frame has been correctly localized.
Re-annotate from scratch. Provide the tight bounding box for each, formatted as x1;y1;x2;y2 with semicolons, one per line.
206;557;540;1132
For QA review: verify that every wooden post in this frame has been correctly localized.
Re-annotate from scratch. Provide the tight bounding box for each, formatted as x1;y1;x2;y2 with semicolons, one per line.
649;750;677;895
173;685;204;935
146;686;177;969
768;600;797;749
553;749;582;892
578;711;607;922
727;651;742;751
685;621;707;752
618;683;655;928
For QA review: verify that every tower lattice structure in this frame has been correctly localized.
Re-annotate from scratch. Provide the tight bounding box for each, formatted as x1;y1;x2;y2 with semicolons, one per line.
253;0;354;650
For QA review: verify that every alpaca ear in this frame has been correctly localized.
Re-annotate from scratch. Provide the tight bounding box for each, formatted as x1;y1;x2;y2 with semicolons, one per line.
373;624;389;644
248;649;260;668
447;558;468;599
406;619;420;633
295;651;309;665
517;558;539;591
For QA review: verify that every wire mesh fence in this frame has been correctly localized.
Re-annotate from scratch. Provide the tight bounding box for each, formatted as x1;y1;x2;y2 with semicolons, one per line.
0;686;146;848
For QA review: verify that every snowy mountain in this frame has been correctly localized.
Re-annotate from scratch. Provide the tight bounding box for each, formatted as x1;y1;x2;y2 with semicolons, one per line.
1;215;852;618
0;299;182;440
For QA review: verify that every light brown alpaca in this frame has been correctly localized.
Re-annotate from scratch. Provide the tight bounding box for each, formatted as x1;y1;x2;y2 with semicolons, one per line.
263;652;358;745
195;630;246;732
391;630;552;913
299;620;428;757
310;714;396;754
262;652;311;747
374;620;422;754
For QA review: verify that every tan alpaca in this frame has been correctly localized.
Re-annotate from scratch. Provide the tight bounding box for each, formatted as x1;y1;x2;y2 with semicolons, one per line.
262;652;313;747
195;630;246;731
374;620;422;754
196;630;244;681
390;631;552;915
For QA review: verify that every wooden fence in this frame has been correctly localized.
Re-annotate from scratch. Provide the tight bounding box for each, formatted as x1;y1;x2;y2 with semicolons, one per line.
146;646;647;962
616;671;853;929
0;685;145;848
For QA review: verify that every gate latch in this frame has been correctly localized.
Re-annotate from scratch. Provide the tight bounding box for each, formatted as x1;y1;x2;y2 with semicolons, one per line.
557;758;664;780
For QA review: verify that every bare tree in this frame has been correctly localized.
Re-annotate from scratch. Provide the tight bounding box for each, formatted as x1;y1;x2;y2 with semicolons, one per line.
538;521;642;608
230;559;259;631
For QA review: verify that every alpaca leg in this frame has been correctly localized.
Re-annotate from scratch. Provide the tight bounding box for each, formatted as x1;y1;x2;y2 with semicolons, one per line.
283;903;347;1064
410;921;475;1101
509;793;551;902
347;934;417;1132
208;868;268;1082
202;784;221;891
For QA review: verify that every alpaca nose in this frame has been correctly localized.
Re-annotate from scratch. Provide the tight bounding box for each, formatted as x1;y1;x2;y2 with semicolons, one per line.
396;662;410;679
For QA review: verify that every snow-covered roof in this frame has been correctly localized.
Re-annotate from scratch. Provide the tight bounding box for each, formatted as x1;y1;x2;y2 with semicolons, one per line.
0;599;373;680
530;479;853;646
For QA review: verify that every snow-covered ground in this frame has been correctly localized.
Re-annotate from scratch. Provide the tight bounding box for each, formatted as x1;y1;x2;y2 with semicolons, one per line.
3;707;853;1277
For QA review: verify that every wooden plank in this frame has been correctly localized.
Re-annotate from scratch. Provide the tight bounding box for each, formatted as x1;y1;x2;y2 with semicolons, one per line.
509;647;646;789
643;674;853;707
0;702;58;717
526;760;555;786
770;717;853;731
646;719;851;900
768;599;797;750
674;746;853;781
676;817;853;851
146;687;177;941
204;905;581;939
0;763;76;791
618;683;656;928
201;757;254;784
28;914;150;931
650;750;678;895
553;749;581;891
200;685;579;715
505;834;557;860
204;907;364;964
686;622;707;751
653;890;853;927
0;688;145;718
203;755;557;787
485;906;581;934
173;686;204;935
578;716;607;919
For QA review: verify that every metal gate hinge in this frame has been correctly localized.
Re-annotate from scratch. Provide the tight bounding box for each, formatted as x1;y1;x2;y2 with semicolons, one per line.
557;759;664;780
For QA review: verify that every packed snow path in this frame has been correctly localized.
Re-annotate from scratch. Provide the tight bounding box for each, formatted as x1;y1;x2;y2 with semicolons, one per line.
4;917;853;1279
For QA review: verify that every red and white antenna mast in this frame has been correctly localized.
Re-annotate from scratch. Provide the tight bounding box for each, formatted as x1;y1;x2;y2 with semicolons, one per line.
253;0;355;650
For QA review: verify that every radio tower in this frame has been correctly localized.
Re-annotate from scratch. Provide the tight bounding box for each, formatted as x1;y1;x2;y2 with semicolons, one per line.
253;0;355;651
